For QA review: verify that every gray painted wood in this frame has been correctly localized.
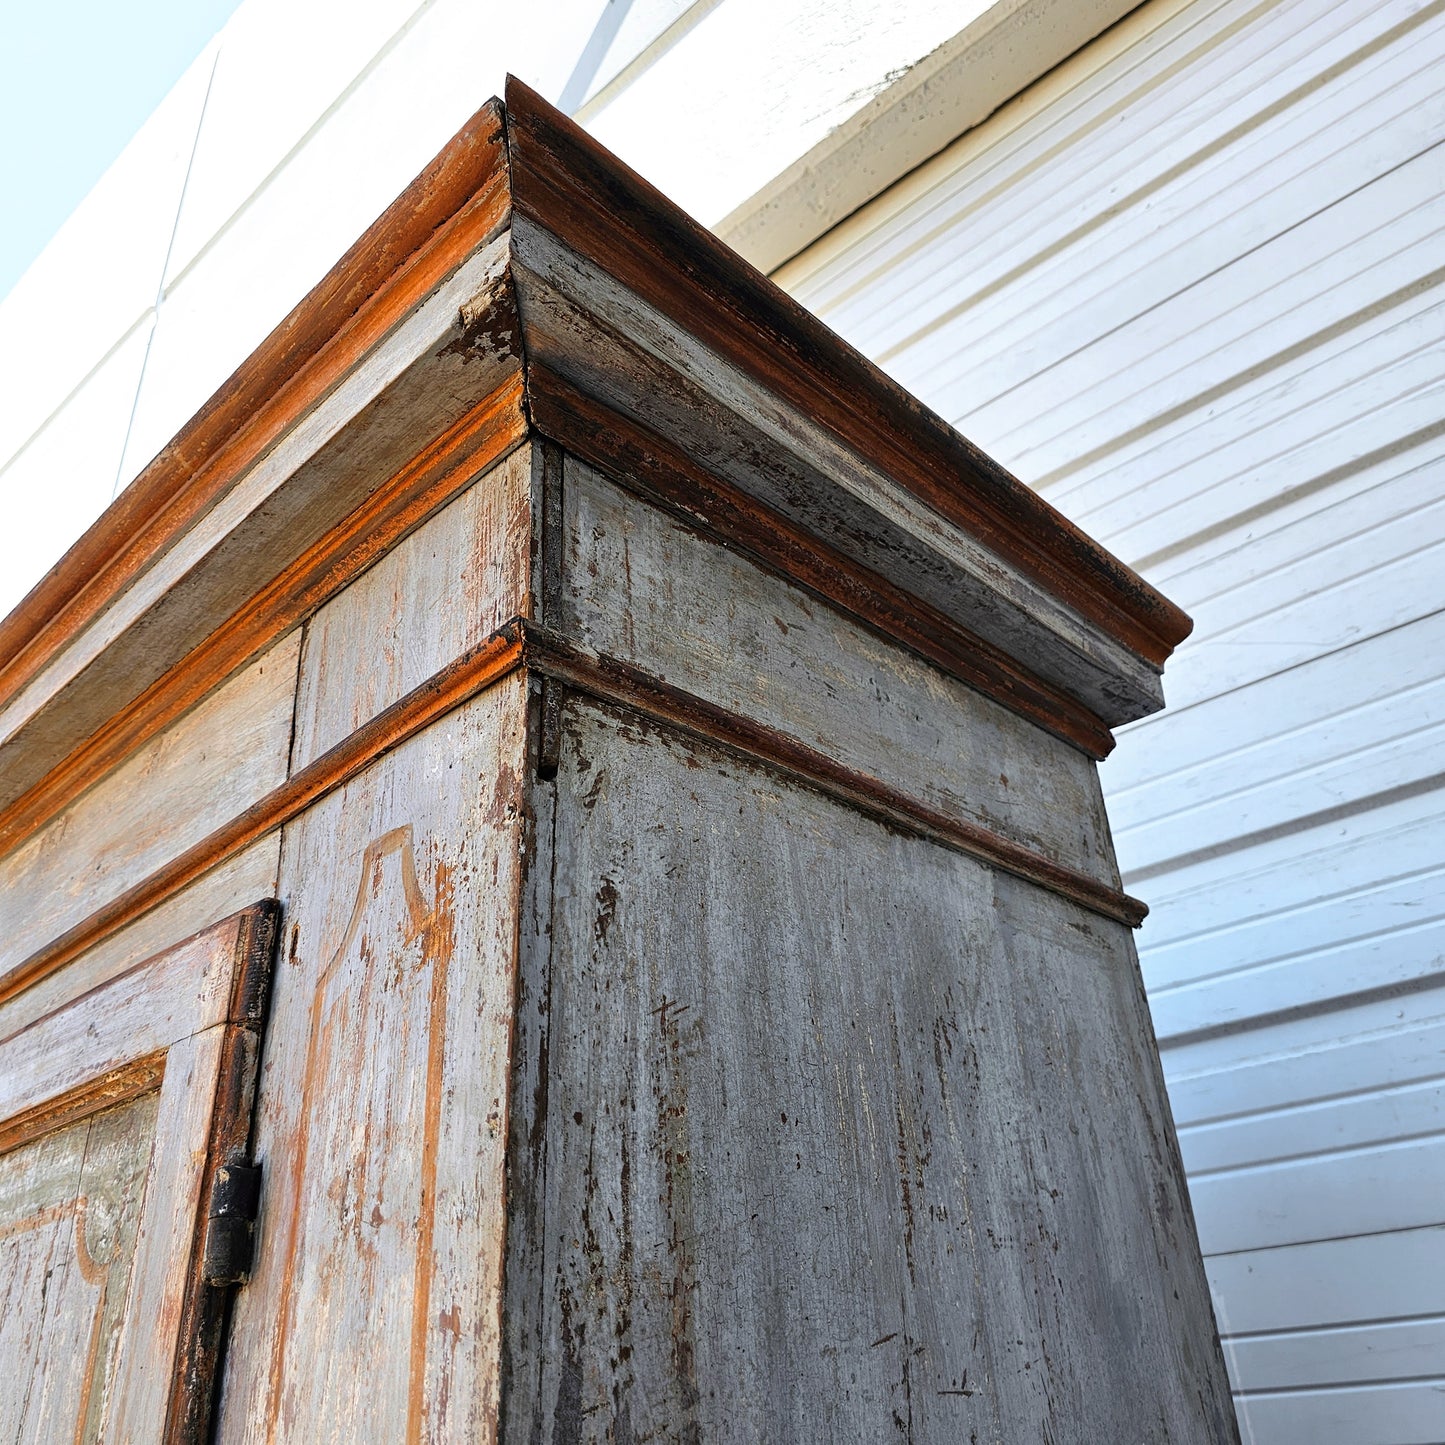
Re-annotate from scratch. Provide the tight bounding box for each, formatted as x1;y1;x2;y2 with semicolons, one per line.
0;633;300;976
218;678;529;1444
511;221;1164;725
558;456;1121;884
290;445;533;768
500;696;1236;1443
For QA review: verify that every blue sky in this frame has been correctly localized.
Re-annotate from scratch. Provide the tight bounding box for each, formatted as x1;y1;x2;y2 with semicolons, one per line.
0;0;243;301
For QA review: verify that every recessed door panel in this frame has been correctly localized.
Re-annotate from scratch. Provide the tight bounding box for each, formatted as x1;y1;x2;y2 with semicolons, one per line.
0;903;278;1444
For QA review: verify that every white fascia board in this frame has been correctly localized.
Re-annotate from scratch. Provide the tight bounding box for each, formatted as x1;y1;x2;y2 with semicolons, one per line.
715;0;1143;274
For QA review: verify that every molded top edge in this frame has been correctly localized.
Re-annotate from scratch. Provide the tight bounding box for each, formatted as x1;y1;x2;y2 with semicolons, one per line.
0;79;1188;755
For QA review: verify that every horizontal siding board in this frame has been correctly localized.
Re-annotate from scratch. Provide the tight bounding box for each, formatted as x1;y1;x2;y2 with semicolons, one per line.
1225;1316;1445;1393
1106;608;1445;809
977;72;1445;474
1051;308;1445;585
1072;310;1445;625
1147;911;1445;1043
1189;1133;1445;1255
842;9;1439;425
1206;1227;1445;1334
795;0;1378;364
1179;1079;1445;1178
1134;787;1445;947
1118;697;1445;880
974;154;1445;467
1231;1378;1445;1445
1165;996;1445;1129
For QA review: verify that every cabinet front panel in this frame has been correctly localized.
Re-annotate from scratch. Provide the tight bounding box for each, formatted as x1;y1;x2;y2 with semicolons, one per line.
289;447;533;771
0;1092;159;1445
220;676;528;1445
0;636;299;976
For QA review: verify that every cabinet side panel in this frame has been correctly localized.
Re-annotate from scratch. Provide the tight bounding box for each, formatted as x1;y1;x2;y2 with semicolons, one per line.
217;677;528;1444
504;697;1234;1443
559;457;1120;884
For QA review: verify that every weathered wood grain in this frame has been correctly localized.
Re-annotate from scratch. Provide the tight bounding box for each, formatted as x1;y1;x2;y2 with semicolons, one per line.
0;837;281;1042
513;226;1164;727
0;904;279;1444
0;240;518;822
557;456;1121;884
218;678;529;1444
526;628;1144;927
501;697;1236;1442
291;445;533;768
0;1092;158;1445
526;365;1116;758
107;1026;230;1441
0;634;299;978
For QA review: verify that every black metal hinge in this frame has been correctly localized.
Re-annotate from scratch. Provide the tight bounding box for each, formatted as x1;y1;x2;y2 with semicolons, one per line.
201;1160;263;1287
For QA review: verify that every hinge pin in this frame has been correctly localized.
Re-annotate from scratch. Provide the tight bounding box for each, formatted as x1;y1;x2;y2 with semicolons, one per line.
202;1160;263;1287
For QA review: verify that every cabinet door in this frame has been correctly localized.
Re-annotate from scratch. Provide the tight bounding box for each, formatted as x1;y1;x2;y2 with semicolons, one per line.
0;902;278;1444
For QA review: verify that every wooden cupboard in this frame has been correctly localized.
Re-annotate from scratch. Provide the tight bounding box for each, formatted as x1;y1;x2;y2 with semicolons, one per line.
0;79;1238;1442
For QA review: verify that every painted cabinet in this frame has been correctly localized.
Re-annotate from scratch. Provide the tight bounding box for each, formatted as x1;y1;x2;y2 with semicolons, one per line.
0;906;275;1442
0;81;1237;1441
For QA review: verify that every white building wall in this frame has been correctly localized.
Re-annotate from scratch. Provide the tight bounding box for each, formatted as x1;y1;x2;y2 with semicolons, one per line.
0;0;1044;623
776;1;1445;1440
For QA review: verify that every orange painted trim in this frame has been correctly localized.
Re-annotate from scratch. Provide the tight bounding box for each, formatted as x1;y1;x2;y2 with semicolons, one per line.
0;1051;167;1157
0;604;1141;1018
0;101;511;716
0;626;527;1010
0;377;527;857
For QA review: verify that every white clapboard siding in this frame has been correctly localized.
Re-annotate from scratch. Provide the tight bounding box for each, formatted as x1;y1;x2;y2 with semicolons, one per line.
0;325;154;612
568;0;703;115
1104;606;1445;825
777;0;1445;1438
158;0;429;284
